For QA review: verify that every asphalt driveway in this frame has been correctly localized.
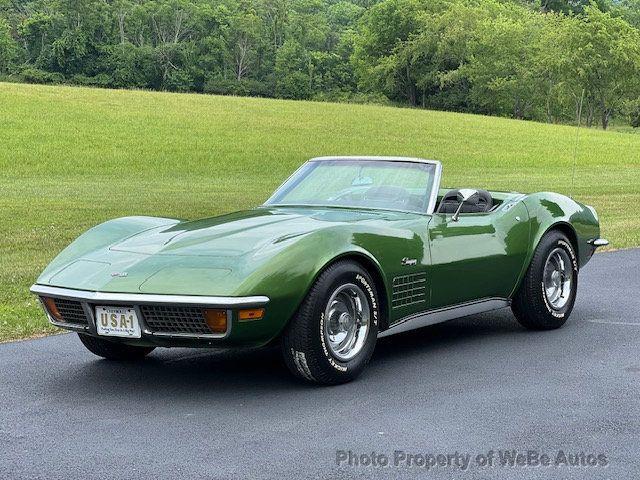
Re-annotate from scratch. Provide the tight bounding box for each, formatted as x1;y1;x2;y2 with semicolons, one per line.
1;249;639;479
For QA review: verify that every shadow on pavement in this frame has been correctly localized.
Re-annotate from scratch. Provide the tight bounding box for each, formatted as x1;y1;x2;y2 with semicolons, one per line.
48;308;527;400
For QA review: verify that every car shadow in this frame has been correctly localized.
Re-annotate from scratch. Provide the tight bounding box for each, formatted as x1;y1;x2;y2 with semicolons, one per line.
374;307;522;360
49;308;528;400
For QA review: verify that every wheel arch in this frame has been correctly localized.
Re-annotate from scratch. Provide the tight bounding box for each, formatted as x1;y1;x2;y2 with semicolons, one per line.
262;249;390;349
309;251;390;331
511;220;580;297
546;222;579;260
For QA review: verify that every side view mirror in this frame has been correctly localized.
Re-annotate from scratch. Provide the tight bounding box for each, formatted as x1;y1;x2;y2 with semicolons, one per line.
452;188;479;222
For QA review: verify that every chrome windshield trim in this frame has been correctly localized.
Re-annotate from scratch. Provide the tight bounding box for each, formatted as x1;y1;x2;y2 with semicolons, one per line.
427;160;442;214
259;204;432;216
30;284;269;307
308;156;441;165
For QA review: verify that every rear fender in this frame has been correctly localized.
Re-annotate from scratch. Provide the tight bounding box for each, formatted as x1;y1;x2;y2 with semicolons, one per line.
510;193;599;296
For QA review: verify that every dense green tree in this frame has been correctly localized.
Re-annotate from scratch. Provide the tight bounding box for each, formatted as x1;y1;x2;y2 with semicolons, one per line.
274;38;312;99
460;4;543;119
2;0;640;128
573;6;640;128
0;17;17;72
352;0;440;105
611;0;640;27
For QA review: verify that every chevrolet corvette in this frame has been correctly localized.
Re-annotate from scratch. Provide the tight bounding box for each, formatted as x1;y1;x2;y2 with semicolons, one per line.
31;156;608;384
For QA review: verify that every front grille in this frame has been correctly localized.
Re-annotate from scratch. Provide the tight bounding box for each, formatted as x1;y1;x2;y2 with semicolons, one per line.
392;273;427;308
140;305;212;335
54;298;89;325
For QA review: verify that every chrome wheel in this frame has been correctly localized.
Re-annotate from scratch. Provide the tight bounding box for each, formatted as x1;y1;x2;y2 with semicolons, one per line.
543;247;573;310
324;283;371;362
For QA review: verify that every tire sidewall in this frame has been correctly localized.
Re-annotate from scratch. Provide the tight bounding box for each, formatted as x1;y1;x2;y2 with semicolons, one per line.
537;235;578;320
313;265;380;379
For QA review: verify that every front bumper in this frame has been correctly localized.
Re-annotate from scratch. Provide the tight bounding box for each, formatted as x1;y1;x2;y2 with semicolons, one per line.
30;284;270;347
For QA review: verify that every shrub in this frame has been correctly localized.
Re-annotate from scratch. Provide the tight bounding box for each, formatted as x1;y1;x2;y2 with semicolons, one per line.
204;76;271;97
19;67;64;85
70;73;113;87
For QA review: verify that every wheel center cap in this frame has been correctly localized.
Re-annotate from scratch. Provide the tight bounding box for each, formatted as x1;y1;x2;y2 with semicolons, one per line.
338;312;352;330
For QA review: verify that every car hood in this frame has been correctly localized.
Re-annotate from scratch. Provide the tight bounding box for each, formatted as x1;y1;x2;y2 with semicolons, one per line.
38;207;417;295
109;208;326;257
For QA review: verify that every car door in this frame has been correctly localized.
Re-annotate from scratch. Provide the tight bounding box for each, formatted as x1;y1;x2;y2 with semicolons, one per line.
427;201;530;309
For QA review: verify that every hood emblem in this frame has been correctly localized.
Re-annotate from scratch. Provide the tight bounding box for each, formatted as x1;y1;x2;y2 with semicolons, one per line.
111;272;128;278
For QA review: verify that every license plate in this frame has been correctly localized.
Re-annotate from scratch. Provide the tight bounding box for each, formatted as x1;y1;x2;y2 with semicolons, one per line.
95;306;141;338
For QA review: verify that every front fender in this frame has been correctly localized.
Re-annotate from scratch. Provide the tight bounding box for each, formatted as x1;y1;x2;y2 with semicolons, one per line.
37;216;180;283
231;226;388;345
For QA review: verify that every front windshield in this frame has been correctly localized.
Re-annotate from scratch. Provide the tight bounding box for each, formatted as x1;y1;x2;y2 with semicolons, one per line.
265;159;437;213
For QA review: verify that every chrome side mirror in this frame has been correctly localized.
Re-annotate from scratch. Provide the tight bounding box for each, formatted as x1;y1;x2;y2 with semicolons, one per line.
452;189;479;222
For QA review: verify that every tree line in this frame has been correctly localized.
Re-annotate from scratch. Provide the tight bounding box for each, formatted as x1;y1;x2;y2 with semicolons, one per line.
1;0;640;129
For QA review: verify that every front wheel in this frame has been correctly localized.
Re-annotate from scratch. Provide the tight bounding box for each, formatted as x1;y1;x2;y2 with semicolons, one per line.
512;230;578;330
78;333;155;360
281;260;380;385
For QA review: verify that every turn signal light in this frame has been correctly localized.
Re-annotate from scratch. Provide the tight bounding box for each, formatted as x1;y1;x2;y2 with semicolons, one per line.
41;296;63;322
203;309;228;334
238;308;265;322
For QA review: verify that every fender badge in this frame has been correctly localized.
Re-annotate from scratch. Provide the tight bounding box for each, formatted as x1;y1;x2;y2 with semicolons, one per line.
401;257;417;266
111;272;128;278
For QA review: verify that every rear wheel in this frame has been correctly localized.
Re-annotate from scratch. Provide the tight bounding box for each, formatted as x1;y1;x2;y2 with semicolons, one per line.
281;260;380;385
78;333;155;360
512;230;578;330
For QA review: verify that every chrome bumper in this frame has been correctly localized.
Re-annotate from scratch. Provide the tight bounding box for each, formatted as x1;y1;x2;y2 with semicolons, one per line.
588;238;609;248
30;284;269;340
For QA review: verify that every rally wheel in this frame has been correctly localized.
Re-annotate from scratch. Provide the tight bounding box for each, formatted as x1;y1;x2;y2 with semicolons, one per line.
281;260;380;385
512;230;578;330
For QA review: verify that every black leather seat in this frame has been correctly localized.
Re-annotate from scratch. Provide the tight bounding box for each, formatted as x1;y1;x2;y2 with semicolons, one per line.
437;189;493;214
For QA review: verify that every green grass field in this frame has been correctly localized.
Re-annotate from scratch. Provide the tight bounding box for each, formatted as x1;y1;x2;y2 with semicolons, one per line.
1;82;638;342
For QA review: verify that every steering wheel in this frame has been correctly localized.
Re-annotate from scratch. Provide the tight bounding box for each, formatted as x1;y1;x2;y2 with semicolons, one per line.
329;187;366;202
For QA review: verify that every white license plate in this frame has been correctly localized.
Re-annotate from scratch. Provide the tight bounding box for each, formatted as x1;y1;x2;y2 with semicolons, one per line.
95;306;141;338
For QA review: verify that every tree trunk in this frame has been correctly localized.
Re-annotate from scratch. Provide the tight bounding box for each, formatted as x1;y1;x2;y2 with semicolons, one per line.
173;10;185;44
601;109;610;130
513;96;524;120
406;65;416;106
600;99;610;130
117;11;126;45
235;36;250;81
586;103;594;128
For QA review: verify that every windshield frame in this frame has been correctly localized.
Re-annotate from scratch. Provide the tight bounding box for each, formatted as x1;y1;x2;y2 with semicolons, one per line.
263;156;443;215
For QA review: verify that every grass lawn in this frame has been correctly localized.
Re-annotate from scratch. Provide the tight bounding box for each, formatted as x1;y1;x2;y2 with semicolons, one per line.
1;82;638;342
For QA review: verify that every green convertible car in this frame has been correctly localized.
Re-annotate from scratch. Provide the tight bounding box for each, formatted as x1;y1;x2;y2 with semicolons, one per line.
31;156;608;384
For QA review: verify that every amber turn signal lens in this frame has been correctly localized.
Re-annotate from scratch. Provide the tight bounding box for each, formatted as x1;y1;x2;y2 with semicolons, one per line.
238;308;265;322
203;309;228;334
41;296;63;322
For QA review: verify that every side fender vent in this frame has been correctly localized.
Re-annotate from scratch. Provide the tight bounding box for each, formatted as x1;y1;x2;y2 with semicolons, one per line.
392;273;427;308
